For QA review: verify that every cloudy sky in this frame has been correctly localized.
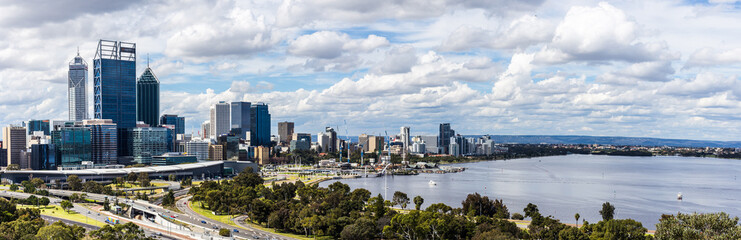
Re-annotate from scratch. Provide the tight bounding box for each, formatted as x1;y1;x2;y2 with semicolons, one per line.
1;0;741;141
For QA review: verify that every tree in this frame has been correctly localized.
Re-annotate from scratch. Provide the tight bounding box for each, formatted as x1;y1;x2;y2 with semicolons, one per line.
524;203;539;218
60;200;73;213
219;228;230;237
413;196;424;210
6;164;19;170
162;190;175;207
21;180;36;193
462;193;510;219
30;178;44;189
103;198;110;211
126;172;137;184
168;174;176;182
35;221;86;240
558;227;589;240
392;191;410;210
575;213;581;227
89;222;154;240
39;197;50;206
67;175;82;191
600;202;615;221
585;219;648;240
340;217;376;240
511;213;524;220
655;212;741;240
138;172;150;187
9;184;18;191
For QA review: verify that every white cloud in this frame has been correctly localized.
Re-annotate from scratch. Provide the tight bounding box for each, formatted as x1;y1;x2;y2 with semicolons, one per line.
685;47;741;68
535;2;676;64
288;31;389;59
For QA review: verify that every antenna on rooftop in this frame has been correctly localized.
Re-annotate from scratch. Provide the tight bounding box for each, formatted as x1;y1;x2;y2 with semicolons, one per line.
147;53;150;68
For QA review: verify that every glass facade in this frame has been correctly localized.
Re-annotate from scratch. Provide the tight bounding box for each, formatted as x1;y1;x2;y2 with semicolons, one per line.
94;40;136;157
230;102;251;140
152;154;197;166
160;114;185;135
217;134;240;161
69;53;88;121
250;103;271;146
27;120;50;135
136;67;159;127
132;127;168;165
88;121;117;165
30;144;56;170
52;127;92;166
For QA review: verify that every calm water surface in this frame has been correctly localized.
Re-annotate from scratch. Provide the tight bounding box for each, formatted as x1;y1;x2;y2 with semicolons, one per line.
319;155;741;229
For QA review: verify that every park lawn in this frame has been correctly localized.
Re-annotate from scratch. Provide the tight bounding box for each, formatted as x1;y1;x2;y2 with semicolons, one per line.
189;201;239;227
18;205;105;227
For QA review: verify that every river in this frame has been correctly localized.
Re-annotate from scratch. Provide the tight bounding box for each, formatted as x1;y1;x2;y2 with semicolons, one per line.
319;154;741;229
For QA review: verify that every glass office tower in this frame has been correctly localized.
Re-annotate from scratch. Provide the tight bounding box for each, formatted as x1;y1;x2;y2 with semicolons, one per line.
136;67;159;127
69;52;88;121
27;120;50;135
250;103;271;146
230;102;251;140
94;40;136;156
52;126;92;166
160;114;185;135
132;127;167;165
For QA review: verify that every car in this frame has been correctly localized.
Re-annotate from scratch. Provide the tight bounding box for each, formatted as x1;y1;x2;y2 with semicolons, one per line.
253;236;260;239
233;229;239;233
212;226;218;229
201;220;207;224
170;215;176;218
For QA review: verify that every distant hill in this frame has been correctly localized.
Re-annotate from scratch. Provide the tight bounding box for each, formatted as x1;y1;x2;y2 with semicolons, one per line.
472;135;741;148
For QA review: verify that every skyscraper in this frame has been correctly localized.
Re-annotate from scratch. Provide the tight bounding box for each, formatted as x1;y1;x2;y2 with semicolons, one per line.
250;103;271;146
209;101;230;139
51;125;91;166
230;102;251;140
69;51;88;121
84;119;117;165
3;126;26;167
94;40;136;156
201;121;210;139
439;123;455;155
26;120;50;135
400;126;410;154
136;67;159;127
323;127;337;152
160;114;185;135
131;127;167;165
278;122;294;144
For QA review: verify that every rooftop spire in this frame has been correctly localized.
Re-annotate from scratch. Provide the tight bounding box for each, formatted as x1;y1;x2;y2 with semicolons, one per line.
147;53;150;68
77;46;80;56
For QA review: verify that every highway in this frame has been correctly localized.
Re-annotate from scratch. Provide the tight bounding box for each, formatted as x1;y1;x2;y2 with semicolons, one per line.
0;190;178;239
176;196;295;240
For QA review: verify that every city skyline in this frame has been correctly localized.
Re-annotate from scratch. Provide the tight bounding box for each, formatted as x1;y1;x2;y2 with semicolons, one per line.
2;1;741;141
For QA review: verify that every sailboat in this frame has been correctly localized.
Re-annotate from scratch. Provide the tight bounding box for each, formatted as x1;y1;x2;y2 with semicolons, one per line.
677;192;683;201
428;180;437;186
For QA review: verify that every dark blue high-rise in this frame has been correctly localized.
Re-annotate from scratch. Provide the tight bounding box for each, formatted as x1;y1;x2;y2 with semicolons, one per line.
230;102;251;140
160;114;185;135
250;103;270;146
94;40;136;156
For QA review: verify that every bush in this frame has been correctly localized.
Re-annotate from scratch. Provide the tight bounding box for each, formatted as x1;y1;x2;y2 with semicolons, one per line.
219;228;230;237
511;213;524;220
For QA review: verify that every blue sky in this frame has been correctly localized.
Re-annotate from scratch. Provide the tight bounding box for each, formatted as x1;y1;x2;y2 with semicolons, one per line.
1;0;741;141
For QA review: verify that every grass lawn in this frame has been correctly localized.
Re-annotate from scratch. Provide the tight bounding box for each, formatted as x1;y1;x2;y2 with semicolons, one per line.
190;201;316;240
18;205;105;227
189;201;239;227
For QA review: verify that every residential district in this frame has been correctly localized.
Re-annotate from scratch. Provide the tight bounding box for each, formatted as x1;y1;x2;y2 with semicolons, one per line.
0;40;737;239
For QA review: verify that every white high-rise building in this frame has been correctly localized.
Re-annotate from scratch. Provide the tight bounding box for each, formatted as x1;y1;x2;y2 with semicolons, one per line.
209;101;230;139
317;132;330;153
68;51;88;121
400;126;410;154
185;139;209;161
201;121;210;139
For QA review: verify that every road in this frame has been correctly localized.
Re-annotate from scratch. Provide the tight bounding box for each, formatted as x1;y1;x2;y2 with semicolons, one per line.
176;196;295;240
41;215;100;230
0;190;181;240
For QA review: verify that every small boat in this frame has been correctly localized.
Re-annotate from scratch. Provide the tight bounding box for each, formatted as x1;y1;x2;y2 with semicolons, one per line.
677;192;683;201
428;180;437;186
